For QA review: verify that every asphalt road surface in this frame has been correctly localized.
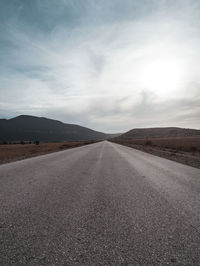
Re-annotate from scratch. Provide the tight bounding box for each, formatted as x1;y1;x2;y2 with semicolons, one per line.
1;141;200;265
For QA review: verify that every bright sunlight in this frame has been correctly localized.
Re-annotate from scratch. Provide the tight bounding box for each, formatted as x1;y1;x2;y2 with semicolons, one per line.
139;57;184;98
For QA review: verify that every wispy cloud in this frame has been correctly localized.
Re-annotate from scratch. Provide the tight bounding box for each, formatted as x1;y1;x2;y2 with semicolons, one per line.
0;0;200;132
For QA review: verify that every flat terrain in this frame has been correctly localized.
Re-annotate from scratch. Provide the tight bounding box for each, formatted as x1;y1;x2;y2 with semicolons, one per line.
111;136;200;168
1;141;200;265
0;141;95;164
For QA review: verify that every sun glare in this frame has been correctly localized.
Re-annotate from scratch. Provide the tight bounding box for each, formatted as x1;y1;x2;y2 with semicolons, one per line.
139;57;183;98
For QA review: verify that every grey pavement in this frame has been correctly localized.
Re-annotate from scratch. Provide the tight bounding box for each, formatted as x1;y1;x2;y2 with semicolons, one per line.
0;141;200;265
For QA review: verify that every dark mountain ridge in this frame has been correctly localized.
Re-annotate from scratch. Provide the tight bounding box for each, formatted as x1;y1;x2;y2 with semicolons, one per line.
0;115;116;142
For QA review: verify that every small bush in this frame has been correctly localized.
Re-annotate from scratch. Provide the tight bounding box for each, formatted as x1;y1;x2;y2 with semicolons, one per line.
145;140;152;146
34;140;40;145
190;146;197;152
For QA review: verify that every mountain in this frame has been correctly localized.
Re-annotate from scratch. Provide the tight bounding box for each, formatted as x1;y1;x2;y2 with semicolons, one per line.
115;127;200;139
0;115;115;142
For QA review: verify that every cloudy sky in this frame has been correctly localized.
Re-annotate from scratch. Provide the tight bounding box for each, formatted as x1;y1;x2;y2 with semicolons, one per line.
0;0;200;132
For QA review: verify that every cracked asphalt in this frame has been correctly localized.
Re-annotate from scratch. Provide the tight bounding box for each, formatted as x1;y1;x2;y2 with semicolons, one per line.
0;141;200;265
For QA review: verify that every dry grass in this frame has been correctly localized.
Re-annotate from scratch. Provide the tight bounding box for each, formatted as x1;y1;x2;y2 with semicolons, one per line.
0;141;96;164
113;136;200;151
110;136;200;168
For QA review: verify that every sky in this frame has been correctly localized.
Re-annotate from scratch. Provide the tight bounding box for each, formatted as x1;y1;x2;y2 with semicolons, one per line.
0;0;200;133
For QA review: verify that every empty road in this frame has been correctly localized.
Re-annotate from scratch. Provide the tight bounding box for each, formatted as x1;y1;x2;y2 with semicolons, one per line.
1;141;200;265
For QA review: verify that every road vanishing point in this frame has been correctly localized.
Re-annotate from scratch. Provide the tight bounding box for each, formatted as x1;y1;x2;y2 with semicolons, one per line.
1;141;200;265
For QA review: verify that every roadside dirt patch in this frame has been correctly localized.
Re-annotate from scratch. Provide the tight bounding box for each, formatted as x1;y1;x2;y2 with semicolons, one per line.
110;138;200;169
0;141;96;164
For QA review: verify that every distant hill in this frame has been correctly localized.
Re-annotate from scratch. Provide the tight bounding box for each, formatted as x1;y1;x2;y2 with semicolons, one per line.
0;115;118;142
115;127;200;139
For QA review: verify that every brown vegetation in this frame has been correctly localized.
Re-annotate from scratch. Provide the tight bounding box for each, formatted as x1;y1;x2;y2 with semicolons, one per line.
0;141;97;164
110;136;200;169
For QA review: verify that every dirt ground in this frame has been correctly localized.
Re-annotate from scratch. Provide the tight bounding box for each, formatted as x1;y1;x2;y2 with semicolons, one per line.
111;140;200;169
0;141;96;164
